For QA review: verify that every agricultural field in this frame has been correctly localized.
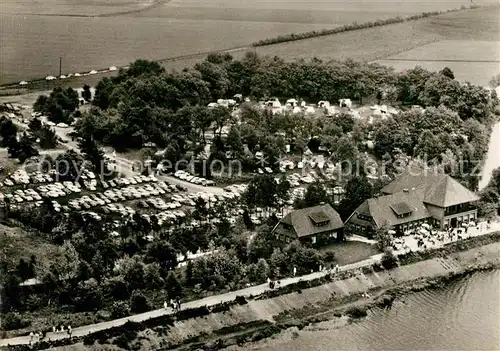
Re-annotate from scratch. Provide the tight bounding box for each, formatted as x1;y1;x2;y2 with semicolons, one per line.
1;0;498;84
375;40;500;86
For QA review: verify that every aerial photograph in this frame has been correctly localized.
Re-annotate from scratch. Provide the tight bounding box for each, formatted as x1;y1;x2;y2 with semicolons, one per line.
0;0;499;350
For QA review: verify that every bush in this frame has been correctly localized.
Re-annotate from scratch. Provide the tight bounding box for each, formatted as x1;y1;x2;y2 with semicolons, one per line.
234;295;248;305
381;248;399;269
345;306;368;318
252;6;474;47
111;300;131;319
130;292;150;313
2;312;31;331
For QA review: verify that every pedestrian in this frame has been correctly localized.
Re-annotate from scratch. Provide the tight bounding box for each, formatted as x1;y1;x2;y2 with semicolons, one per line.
163;301;168;310
29;332;34;343
293;266;297;276
52;326;56;333
67;325;72;337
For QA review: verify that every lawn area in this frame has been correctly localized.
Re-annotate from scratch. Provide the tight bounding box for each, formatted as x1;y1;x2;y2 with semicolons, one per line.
0;148;20;181
0;223;60;280
320;241;380;266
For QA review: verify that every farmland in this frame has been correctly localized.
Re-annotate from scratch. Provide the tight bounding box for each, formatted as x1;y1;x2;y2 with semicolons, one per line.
375;40;500;86
1;0;499;84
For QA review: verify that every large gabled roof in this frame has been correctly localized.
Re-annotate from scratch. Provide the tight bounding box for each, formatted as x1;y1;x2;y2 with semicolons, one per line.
349;188;430;228
381;169;479;207
280;204;344;238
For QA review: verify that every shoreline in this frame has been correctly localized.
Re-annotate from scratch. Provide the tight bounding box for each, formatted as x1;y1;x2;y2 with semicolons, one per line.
4;234;499;350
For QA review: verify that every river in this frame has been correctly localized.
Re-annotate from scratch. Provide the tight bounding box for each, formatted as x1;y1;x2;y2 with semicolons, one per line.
479;121;500;190
235;269;500;351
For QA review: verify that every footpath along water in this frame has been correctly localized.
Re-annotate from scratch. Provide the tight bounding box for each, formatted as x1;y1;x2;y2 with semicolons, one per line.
479;121;500;190
235;269;500;351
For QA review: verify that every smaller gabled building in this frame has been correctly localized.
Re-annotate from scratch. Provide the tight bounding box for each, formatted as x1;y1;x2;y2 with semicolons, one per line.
273;204;344;246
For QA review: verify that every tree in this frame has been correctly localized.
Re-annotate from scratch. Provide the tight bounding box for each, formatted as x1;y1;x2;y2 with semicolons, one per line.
10;133;38;163
37;125;58;149
111;301;130;319
130;291;150;313
82;84;92;102
55;149;84;181
253;258;270;283
375;222;393;251
165;271;183;300
2;313;31;331
145;241;178;272
269;248;288;278
488;73;500;88
0;116;18;147
78;135;105;175
294;182;330;209
244;175;287;210
339;175;373;219
440;67;455;80
381;247;399;269
248;229;280;263
284;242;324;275
34;87;79;123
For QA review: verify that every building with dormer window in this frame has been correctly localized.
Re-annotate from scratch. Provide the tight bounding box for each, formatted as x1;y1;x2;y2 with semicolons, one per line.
272;204;344;246
346;169;480;236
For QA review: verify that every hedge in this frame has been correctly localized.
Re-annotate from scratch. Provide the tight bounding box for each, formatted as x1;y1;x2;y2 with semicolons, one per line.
252;6;480;47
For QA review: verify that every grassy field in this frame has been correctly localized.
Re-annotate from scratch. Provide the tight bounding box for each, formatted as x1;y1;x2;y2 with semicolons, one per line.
386;40;500;61
0;223;60;279
375;39;500;86
2;0;498;84
320;241;380;266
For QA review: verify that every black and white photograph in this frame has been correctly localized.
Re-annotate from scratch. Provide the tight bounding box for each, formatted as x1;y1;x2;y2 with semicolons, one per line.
0;0;499;350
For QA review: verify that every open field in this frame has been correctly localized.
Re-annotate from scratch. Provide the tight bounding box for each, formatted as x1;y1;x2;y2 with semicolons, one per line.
320;241;380;266
1;0;498;84
385;40;500;62
247;6;500;62
375;40;500;86
0;223;60;279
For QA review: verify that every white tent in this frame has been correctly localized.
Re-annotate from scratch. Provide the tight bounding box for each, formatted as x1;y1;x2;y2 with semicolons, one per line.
45;76;56;81
89;70;98;75
74;73;81;77
19;81;28;85
305;106;315;114
339;98;352;108
109;66;117;71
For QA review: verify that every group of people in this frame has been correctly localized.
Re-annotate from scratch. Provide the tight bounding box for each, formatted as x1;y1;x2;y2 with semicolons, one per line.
164;299;182;312
28;325;72;345
393;219;494;253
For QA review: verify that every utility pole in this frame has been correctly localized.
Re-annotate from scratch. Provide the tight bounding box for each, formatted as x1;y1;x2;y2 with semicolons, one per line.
59;57;62;77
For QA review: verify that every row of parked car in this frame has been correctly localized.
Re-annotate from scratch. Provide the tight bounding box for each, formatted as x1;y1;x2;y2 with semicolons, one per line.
101;174;159;188
2;170;32;186
173;171;215;186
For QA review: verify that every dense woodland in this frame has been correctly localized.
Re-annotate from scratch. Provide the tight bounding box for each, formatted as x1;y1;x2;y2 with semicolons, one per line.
2;53;499;332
